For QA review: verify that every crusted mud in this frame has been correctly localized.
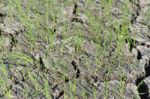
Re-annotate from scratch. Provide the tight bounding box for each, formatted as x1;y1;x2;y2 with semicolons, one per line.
0;0;150;99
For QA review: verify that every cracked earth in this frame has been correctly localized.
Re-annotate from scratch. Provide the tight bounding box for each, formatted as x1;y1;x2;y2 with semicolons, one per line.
0;0;150;99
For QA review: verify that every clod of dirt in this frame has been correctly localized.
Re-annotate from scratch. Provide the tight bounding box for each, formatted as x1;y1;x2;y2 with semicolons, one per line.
97;80;140;99
0;36;12;52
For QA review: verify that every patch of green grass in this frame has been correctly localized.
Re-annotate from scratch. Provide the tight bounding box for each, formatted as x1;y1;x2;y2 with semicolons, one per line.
0;0;138;98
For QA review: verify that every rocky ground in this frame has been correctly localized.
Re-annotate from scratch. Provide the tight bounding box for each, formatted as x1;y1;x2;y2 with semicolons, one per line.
0;0;150;99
